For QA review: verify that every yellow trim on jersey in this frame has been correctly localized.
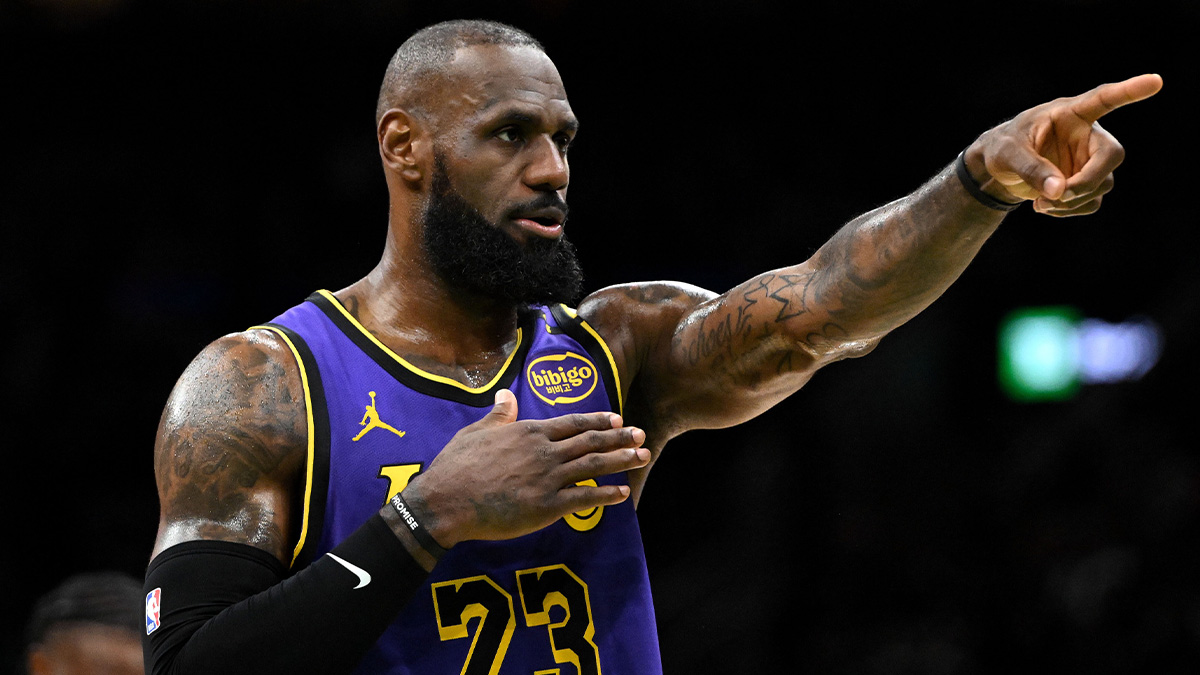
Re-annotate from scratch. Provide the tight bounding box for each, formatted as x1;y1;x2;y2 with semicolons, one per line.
248;324;316;569
315;289;523;394
558;305;624;416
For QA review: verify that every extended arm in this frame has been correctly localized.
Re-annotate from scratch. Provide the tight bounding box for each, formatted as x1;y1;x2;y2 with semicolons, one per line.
584;75;1163;445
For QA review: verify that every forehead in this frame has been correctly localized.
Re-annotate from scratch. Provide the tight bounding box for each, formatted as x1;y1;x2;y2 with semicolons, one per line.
438;44;574;125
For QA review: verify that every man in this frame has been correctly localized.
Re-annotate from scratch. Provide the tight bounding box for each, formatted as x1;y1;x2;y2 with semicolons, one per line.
142;18;1161;675
25;572;144;675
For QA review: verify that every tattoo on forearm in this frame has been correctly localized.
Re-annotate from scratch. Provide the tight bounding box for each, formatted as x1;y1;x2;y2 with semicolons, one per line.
720;168;994;366
657;166;1000;416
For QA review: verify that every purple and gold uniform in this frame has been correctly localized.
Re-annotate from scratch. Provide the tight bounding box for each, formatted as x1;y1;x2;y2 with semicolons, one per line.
253;290;662;675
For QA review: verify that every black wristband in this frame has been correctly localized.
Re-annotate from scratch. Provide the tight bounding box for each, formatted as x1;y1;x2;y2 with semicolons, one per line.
390;492;448;558
955;151;1023;212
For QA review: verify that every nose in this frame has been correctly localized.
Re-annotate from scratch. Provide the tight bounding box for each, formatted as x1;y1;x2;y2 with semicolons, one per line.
523;136;569;193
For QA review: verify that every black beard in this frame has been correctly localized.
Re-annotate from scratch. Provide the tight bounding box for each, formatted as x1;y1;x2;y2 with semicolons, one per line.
421;158;584;307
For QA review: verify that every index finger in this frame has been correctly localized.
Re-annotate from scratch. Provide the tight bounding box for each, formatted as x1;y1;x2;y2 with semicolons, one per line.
1070;73;1163;123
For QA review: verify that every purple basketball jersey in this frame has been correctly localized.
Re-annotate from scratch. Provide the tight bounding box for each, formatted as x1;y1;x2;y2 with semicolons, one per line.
258;290;662;675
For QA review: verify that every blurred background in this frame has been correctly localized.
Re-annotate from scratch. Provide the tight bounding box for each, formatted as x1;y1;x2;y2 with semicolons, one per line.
2;0;1196;672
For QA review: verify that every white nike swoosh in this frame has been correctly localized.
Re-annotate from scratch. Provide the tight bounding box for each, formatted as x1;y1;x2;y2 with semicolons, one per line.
327;553;372;589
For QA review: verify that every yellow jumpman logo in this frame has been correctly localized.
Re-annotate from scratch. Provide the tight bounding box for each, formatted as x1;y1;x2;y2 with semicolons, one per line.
352;391;405;441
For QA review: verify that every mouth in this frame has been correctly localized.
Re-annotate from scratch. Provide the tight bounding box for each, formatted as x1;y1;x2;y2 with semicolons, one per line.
510;208;566;239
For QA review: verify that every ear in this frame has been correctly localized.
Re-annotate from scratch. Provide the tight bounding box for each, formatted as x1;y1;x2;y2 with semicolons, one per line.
378;109;426;184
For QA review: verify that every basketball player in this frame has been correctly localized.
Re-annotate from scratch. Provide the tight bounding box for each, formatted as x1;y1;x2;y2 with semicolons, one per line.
25;572;144;675
142;19;1161;675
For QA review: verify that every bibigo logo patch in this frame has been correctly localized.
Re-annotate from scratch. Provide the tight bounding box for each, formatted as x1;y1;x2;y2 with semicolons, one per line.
526;352;598;406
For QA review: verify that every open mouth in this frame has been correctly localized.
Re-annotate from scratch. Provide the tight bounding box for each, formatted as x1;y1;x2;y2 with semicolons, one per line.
512;211;565;238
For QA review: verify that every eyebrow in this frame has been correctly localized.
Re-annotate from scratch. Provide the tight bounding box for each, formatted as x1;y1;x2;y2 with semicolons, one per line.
486;106;580;134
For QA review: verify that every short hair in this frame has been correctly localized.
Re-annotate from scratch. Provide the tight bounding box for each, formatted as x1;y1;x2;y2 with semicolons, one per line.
24;571;143;647
375;19;545;124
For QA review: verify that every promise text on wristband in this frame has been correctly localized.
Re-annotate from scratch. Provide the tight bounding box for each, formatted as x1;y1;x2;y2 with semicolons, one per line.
390;492;448;559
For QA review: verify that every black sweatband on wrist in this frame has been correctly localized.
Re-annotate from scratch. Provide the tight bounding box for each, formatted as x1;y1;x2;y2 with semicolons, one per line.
390;492;447;558
955;151;1023;212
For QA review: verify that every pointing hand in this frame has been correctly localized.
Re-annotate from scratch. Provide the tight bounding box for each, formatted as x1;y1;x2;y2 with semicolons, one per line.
963;74;1162;217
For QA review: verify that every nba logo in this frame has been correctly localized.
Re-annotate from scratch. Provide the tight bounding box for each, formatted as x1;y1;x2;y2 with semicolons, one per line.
145;588;162;635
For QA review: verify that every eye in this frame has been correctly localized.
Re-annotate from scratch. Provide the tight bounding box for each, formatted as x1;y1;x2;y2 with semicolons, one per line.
495;127;523;144
554;133;573;154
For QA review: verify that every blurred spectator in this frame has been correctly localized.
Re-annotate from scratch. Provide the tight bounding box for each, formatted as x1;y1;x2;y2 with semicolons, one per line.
23;572;143;675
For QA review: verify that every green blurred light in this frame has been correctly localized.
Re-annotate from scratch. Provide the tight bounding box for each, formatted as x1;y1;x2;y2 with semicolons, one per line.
998;307;1081;401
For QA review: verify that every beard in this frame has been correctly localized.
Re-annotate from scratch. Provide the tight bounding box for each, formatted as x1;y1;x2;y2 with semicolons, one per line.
421;156;584;307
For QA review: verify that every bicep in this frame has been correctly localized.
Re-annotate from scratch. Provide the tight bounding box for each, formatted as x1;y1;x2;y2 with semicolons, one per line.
585;270;880;434
656;272;824;429
151;330;309;564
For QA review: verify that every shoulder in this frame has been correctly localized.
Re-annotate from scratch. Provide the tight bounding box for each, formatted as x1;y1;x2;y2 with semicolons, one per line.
574;282;715;424
152;328;309;560
576;281;716;344
162;329;306;427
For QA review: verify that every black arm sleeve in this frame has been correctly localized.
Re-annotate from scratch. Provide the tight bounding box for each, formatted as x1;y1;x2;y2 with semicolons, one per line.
143;513;428;675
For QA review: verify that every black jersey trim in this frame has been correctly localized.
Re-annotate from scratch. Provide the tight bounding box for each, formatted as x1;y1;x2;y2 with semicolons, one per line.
306;290;536;407
549;304;624;416
252;322;331;571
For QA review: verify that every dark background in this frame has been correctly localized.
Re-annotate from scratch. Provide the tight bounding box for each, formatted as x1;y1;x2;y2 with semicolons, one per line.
2;0;1196;672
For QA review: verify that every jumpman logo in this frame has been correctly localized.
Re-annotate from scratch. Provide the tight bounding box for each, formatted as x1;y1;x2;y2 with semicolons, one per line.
352;391;406;442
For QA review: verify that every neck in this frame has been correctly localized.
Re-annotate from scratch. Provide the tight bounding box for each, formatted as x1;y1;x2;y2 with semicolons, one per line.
334;232;523;388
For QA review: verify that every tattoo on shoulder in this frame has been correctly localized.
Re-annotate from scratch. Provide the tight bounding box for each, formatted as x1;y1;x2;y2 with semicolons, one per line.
155;334;306;553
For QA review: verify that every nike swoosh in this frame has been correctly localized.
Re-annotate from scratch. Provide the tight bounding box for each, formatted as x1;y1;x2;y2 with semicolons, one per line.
327;553;372;589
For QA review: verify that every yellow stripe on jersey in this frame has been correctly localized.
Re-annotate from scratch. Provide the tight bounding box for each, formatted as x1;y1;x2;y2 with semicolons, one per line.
249;324;316;569
557;305;624;417
315;289;523;395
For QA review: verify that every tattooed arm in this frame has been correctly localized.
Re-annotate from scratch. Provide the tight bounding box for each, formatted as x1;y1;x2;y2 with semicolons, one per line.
580;75;1162;485
582;167;1001;443
146;330;453;675
150;330;308;563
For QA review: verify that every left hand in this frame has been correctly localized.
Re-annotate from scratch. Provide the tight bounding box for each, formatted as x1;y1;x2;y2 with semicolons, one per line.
964;73;1163;217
